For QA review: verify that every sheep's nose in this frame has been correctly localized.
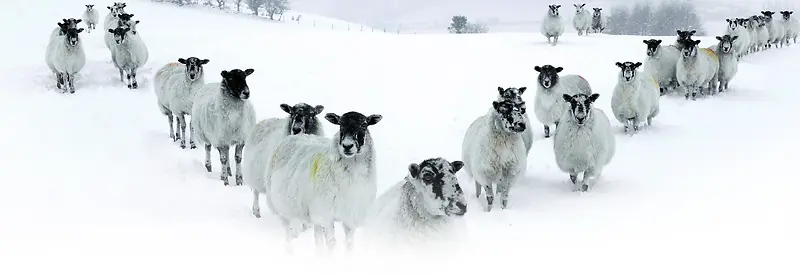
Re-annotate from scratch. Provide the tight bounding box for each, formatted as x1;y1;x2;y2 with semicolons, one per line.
513;122;526;132
456;202;467;215
342;144;354;151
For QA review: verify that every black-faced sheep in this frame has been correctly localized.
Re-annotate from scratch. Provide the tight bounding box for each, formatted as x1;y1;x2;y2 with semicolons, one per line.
107;26;148;89
541;5;564;45
533;65;592;138
780;11;798;44
674;29;696;50
762;11;786;48
676;39;720;100
712;35;739;93
496;87;533;154
45;23;85;94
191;69;257;186
591;8;606;34
610;61;660;134
154;57;210;149
642;39;680;95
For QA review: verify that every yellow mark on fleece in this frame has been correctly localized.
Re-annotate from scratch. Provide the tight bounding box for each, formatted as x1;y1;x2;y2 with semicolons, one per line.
310;152;324;182
155;63;181;79
650;76;659;89
702;48;718;62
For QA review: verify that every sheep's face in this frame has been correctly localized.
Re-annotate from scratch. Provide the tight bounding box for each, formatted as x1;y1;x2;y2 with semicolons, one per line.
62;18;82;29
715;35;738;53
534;65;563;89
679;39;700;58
592;8;602;18
781;11;793;20
85;5;94;11
492;100;526;133
497;86;527;105
642;39;663;57
63;27;84;46
220;69;255;100
108;27;130;45
726;19;738;31
408;158;467;217
280;103;324;135
325;112;382;158
177;57;209;81
548;5;561;16
573;3;586;13
761;11;775;20
562;93;599;126
675;29;696;45
615;61;642;83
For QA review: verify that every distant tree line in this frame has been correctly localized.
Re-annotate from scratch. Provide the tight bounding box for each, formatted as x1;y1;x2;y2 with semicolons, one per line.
448;15;489;34
151;0;290;21
605;0;706;36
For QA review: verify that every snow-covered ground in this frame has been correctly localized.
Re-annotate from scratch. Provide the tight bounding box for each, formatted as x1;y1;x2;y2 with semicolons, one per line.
1;0;798;273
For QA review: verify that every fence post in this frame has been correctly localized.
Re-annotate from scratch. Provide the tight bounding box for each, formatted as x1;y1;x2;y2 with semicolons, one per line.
313;20;316;26
331;24;334;30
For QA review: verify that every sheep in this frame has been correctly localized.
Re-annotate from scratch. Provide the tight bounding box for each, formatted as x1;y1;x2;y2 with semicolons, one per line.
243;102;325;219
367;158;467;244
553;93;615;192
266;111;382;252
45;24;85;94
780;11;798;45
50;18;82;38
724;18;751;60
572;4;591;36
673;29;696;50
762;11;786;48
462;99;527;211
496;86;533;154
107;26;148;89
103;2;126;31
591;8;606;34
641;39;680;96
541;5;564;45
82;5;98;33
191;68;257;187
104;13;138;57
533;65;593;138
610;61;660;134
756;16;771;50
745;17;760;53
712;35;740;93
676;39;720;100
45;22;71;88
153;57;210;149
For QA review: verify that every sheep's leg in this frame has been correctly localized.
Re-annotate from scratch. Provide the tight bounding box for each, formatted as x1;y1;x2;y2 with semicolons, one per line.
572;172;587;192
189;124;197;149
204;144;212;172
164;109;175;141
553;36;559;45
496;182;510;210
343;224;355;252
176;114;187;149
126;70;133;89
324;224;336;251
118;68;124;82
67;73;75;94
217;145;230;186
281;217;297;254
131;70;138;89
646;116;653;127
474;181;482;198
55;72;63;90
313;225;325;250
543;125;551;138
483;184;494;211
234;143;244;186
547;36;551;44
251;190;261;218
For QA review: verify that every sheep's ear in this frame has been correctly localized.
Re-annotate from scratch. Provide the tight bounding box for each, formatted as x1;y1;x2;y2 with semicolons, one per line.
634;62;642;68
178;58;187;64
367;114;382;126
555;67;564;73
324;113;340;125
561;94;572;103
314;105;325;114
588;93;600;103
279;104;292;114
220;70;228;77
534;66;541;72
492;101;500;111
598;8;601;11
694;39;701;45
615;62;623;68
244;69;255;76
129;14;134;17
451;161;465;173
518;87;527;94
107;6;112;10
656;39;662;44
731;36;738;41
676;29;681;34
715;36;722;41
107;29;114;33
642;39;649;44
497;87;505;94
131;30;137;35
573;4;578;8
408;163;421;178
77;28;84;33
581;4;586;8
690;30;696;35
135;20;140;24
200;59;210;64
556;5;561;8
76;19;82;23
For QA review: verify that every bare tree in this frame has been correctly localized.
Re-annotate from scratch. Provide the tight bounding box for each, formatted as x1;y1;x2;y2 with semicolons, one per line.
216;0;226;9
605;0;706;36
265;0;290;20
234;0;243;12
246;0;265;15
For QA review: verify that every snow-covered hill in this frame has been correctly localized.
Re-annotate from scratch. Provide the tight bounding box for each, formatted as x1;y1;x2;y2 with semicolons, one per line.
1;0;798;273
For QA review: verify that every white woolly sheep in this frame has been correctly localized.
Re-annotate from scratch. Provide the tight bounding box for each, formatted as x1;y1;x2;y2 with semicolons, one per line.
712;35;739;93
46;22;71;84
243;102;325;219
724;18;751;60
45;24;85;94
104;13;139;59
745;17;760;53
676;39;720;100
541;5;564;45
462;99;527;211
367;158;467;244
756;16;771;50
191;69;257;186
590;7;606;34
611;61;660;134
553;93;615;192
642;39;680;95
266;111;382;252
103;2;126;31
780;11;798;45
762;11;786;48
572;4;591;36
82;5;98;33
108;26;148;89
673;29;696;50
154;57;209;149
496;87;533;154
533;65;593;138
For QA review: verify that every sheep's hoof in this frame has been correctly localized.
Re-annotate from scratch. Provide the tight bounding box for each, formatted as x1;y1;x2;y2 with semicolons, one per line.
205;163;212;172
226;167;233;176
127;84;132;89
252;209;261;218
190;143;197;149
180;143;186;149
222;178;230;186
235;175;244;186
581;184;589;192
132;83;138;89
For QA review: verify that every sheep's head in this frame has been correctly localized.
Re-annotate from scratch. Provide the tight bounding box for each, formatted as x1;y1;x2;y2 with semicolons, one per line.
615;61;642;83
62;18;82;29
325;111;382;158
280;103;325;135
108;27;130;45
220;69;254;100
781;11;793;20
592;8;602;18
117;13;138;34
108;3;126;16
177;57;209;81
85;4;94;11
715;35;738;53
642;39;663;57
407;158;467;217
492;99;526;133
548;4;561;16
761;11;775;19
725;18;738;31
573;3;586;13
63;27;84;46
118;13;134;22
534;65;563;89
679;39;701;58
675;29;696;45
562;93;599;126
497;86;527;105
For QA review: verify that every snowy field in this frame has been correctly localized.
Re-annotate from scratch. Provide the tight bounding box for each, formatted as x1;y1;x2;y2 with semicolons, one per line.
2;0;799;274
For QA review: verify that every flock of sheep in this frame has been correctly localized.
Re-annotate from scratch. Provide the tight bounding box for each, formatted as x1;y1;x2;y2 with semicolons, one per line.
42;1;799;252
541;4;608;45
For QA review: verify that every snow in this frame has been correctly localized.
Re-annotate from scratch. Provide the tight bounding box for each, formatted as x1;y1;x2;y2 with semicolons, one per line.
1;0;799;273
